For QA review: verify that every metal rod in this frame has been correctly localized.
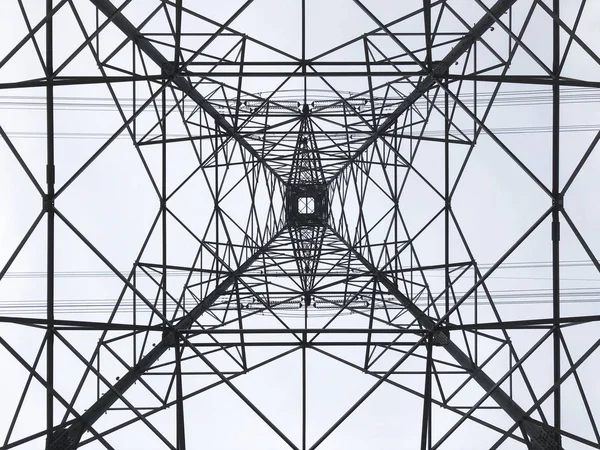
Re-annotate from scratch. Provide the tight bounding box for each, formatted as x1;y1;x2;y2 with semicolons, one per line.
552;0;562;444
49;229;284;447
45;0;55;446
328;226;561;449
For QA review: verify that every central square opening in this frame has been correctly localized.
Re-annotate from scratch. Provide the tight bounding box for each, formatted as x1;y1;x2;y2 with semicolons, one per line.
298;197;315;214
285;183;328;227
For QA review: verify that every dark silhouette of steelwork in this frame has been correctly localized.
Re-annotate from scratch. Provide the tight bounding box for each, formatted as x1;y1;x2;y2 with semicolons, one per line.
1;0;600;449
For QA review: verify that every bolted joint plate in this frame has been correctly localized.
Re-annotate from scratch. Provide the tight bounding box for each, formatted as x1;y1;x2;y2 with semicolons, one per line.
552;194;564;209
161;61;178;77
432;60;450;76
525;421;562;450
432;329;450;346
47;429;76;450
416;315;450;346
162;329;179;347
42;194;54;212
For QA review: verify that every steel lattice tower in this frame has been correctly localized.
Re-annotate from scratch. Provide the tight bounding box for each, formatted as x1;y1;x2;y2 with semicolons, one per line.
1;1;600;449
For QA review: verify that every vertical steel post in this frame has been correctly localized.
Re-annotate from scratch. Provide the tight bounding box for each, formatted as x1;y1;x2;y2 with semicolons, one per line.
175;343;186;450
302;311;307;450
551;0;562;445
162;71;168;322
301;0;306;104
420;338;433;450
45;0;55;446
424;0;432;68
444;78;450;321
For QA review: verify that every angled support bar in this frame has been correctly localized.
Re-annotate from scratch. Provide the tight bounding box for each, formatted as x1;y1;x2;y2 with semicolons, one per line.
329;227;561;450
332;0;518;180
48;230;283;449
89;0;285;185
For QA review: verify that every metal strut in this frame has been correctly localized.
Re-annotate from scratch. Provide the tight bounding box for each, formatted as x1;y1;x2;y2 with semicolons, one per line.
332;0;519;180
48;230;283;449
88;0;285;185
329;226;561;450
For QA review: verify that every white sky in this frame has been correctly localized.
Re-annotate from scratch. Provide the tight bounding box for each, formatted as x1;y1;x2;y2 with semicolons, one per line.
1;0;600;449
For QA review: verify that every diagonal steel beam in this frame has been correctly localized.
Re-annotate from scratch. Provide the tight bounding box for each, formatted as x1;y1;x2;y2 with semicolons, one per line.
331;0;518;182
48;229;284;449
328;226;562;450
89;0;286;185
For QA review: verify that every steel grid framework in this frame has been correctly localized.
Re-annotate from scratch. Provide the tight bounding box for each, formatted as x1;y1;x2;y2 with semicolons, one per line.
1;0;600;449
